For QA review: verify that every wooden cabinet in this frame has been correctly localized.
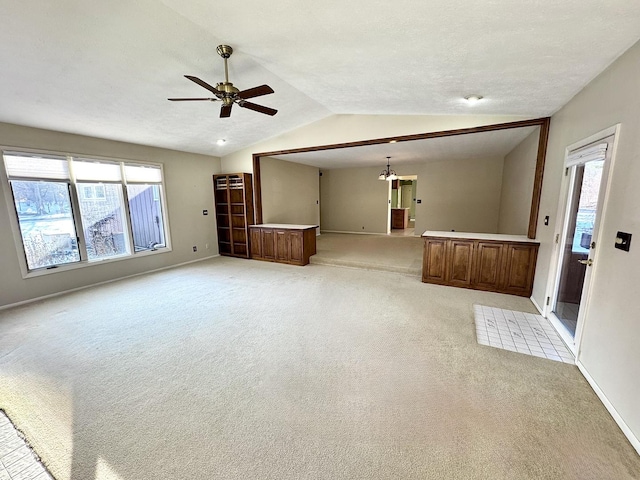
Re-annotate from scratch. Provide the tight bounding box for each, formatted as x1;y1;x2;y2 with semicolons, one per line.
474;242;504;291
422;237;448;283
502;243;539;296
391;208;410;229
250;224;317;266
422;235;539;297
213;173;254;258
448;240;474;287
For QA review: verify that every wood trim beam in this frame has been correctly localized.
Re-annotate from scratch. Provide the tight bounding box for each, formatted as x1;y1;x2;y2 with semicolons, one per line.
252;117;550;238
252;153;262;224
528;117;550;239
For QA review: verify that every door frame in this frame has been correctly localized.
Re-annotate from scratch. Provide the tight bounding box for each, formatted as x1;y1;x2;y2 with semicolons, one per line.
387;175;417;234
543;124;620;357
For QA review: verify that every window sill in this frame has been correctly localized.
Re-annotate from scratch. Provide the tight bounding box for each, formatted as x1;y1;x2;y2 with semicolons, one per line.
21;246;173;279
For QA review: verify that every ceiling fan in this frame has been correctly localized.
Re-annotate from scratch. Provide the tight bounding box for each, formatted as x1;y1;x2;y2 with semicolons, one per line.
168;45;277;118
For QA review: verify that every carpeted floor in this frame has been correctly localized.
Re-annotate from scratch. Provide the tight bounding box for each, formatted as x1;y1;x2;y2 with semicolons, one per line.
311;232;423;275
0;257;638;480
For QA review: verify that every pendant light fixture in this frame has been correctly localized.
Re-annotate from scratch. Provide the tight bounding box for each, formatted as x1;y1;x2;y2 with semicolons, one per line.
378;156;397;181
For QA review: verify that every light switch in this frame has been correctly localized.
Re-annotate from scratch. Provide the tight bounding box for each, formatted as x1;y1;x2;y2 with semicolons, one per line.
615;231;631;252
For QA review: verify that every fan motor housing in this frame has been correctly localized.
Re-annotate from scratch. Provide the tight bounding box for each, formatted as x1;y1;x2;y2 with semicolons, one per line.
216;45;233;58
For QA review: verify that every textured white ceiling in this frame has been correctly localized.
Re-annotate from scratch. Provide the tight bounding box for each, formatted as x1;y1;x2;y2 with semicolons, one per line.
1;0;639;157
270;127;537;169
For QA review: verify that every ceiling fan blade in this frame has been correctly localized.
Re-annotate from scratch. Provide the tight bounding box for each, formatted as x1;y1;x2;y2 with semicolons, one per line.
236;84;274;100
239;101;278;116
220;104;233;118
184;75;220;95
168;98;216;101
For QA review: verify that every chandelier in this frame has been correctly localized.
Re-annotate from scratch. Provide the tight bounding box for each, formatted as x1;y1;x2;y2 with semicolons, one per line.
378;156;397;181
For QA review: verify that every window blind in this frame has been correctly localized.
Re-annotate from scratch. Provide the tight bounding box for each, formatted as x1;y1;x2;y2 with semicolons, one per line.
3;153;70;180
566;143;607;168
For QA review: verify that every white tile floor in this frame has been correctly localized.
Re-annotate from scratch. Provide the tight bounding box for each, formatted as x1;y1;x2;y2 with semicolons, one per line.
474;305;575;364
0;411;54;480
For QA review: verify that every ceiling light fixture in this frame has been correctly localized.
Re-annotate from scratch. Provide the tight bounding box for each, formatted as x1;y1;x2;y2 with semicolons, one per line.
378;156;397;181
216;139;226;146
464;95;484;105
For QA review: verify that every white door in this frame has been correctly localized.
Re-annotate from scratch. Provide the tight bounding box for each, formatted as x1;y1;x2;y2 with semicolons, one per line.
548;129;617;354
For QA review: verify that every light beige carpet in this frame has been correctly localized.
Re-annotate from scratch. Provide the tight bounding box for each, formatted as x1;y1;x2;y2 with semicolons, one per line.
311;232;423;275
0;257;638;480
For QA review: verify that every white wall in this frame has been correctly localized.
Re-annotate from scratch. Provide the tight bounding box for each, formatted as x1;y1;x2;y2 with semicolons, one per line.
319;156;504;235
497;128;539;235
0;122;221;308
533;40;640;447
261;156;319;226
411;156;504;234
320;166;389;233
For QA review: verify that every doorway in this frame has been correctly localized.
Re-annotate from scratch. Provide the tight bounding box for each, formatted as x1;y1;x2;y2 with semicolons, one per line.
548;127;618;353
389;175;417;236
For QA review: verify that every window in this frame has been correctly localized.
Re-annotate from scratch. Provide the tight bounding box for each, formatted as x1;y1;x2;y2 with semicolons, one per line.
2;151;169;273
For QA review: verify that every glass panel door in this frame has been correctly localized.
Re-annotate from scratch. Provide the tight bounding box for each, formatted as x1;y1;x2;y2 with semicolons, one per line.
553;158;605;336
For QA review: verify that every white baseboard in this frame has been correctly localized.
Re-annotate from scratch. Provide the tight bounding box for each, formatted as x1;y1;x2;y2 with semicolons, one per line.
0;254;221;311
576;360;640;455
530;295;545;316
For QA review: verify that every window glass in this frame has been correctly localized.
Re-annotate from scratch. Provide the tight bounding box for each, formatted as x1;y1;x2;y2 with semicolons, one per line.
77;183;129;260
9;180;80;269
127;184;166;251
3;151;168;273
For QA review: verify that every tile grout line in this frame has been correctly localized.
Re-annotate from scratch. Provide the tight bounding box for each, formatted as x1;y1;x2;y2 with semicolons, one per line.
0;411;54;480
473;305;575;365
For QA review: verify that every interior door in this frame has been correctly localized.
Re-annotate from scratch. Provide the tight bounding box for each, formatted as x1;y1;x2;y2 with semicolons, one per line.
551;135;614;348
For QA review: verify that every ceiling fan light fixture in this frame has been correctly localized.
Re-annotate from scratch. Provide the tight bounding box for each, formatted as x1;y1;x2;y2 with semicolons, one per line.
464;95;484;105
168;45;278;118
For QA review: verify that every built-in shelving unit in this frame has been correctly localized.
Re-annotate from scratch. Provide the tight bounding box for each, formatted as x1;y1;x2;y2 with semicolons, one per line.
213;173;253;258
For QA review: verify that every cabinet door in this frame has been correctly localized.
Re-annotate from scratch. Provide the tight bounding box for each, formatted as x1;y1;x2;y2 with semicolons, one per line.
502;244;538;296
274;230;289;261
261;229;275;260
474;242;503;291
391;210;403;229
447;240;474;287
250;228;262;259
422;238;448;283
289;231;303;264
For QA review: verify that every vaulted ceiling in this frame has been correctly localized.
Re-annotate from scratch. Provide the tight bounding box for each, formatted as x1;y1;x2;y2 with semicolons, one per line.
1;0;639;158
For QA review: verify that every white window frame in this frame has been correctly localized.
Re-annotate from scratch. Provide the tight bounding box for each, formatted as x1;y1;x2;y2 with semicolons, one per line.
1;146;172;278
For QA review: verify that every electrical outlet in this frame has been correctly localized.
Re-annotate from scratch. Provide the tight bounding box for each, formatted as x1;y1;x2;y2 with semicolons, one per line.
192;246;197;252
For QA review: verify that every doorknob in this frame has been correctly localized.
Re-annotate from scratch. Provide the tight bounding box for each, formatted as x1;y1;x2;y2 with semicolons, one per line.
577;258;593;266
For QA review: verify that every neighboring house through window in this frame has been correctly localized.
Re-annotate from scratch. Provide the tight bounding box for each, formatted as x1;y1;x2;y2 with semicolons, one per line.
1;151;170;274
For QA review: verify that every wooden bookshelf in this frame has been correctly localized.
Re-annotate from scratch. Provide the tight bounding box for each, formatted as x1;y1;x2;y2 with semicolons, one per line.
213;173;253;258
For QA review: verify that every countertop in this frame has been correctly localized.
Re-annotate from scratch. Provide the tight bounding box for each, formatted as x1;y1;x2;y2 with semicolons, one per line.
251;224;318;230
421;230;539;243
